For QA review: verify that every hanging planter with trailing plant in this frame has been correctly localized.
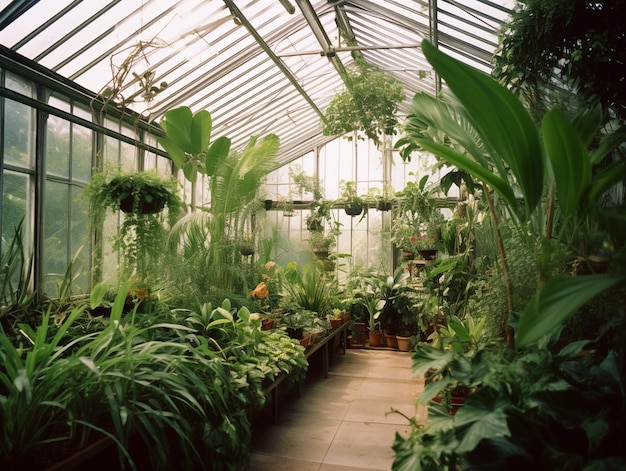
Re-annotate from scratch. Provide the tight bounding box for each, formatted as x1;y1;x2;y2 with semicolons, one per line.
83;170;184;282
322;58;405;147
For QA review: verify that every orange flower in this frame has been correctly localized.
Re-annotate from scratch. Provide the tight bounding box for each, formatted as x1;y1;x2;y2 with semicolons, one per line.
265;261;276;270
249;281;269;300
134;288;150;300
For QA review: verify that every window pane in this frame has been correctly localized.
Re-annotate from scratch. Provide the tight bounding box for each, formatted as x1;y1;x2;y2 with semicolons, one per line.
43;181;69;296
3;99;35;168
72;123;93;182
71;185;90;293
1;171;29;251
46;114;71;177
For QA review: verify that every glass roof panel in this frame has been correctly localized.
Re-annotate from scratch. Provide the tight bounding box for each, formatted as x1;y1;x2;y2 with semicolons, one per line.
0;0;513;165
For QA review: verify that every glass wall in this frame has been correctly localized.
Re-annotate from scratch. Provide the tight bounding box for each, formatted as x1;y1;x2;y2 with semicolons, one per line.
0;65;173;297
262;133;449;278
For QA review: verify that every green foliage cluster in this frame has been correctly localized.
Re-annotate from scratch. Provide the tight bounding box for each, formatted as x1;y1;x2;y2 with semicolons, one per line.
322;59;405;146
84;170;183;283
492;0;626;120
391;39;626;469
0;291;307;470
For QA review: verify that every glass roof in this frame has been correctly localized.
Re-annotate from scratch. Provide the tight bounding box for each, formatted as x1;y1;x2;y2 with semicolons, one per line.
0;0;513;165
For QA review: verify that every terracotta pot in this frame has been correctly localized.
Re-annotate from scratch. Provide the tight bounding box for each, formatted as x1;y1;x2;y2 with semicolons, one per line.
369;331;383;348
330;318;342;330
299;334;311;349
396;335;412;352
432;395;466;415
384;333;398;349
401;251;414;261
261;318;275;331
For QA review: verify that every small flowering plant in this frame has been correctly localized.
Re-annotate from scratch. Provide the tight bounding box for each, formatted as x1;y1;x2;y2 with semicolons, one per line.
249;261;283;310
409;232;438;251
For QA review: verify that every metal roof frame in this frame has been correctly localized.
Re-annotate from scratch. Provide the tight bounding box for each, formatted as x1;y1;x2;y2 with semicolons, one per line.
0;0;513;166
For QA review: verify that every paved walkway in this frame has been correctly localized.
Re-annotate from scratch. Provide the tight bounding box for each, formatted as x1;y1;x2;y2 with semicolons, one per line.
248;349;426;471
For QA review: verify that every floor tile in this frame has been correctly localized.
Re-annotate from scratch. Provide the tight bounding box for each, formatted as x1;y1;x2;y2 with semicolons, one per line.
250;349;422;470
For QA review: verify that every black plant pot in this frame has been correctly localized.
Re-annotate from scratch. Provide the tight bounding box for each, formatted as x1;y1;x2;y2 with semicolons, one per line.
417;248;438;261
377;201;392;211
286;327;304;340
264;199;273;210
345;203;363;216
119;194;166;214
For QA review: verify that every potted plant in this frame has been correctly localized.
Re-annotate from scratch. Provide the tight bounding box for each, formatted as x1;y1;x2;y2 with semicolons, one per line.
340;180;367;219
372;183;395;211
357;288;384;348
83;169;183;282
390;175;443;260
321;57;405;147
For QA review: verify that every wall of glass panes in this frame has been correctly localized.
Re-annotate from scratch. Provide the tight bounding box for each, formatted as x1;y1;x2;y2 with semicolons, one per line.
1;65;173;298
1;61;456;299
262;133;455;279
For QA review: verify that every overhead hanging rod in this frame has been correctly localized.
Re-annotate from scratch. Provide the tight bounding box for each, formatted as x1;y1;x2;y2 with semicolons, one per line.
278;43;423;57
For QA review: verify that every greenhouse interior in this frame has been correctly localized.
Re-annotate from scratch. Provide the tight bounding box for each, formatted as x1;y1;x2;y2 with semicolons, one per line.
0;0;625;469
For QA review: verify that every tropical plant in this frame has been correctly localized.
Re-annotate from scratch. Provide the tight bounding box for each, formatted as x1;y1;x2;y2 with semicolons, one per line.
0;306;84;469
322;58;405;146
339;180;367;219
363;268;413;335
0;220;37;332
397;39;626;348
282;261;336;317
492;0;625;122
391;38;626;471
390;176;443;254
160;107;280;295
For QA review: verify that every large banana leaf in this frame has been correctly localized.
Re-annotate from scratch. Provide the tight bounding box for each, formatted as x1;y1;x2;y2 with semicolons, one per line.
421;39;544;216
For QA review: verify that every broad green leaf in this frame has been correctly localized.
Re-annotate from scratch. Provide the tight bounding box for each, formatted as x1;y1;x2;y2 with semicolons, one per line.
160;106;193;151
205;136;231;177
543;108;590;219
516;275;624;348
190;109;212;155
422;39;544;214
415;137;520;216
455;398;510;453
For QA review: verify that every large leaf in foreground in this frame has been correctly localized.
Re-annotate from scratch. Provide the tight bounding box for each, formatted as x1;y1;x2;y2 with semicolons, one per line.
516;275;624;348
422;39;544;216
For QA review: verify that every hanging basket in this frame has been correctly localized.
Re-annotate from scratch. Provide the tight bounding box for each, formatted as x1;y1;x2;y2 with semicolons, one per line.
118;194;167;214
345;203;363;216
377;201;392;211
